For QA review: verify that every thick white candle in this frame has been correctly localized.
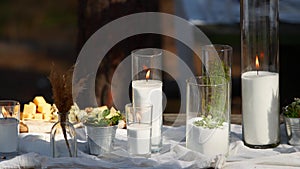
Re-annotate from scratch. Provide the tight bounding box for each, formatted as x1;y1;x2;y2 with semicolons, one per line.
242;71;279;145
0;118;18;152
186;117;229;157
132;80;162;148
127;123;152;155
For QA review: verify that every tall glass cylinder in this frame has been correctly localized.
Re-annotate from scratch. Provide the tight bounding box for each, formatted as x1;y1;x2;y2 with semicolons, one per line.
131;48;163;152
201;44;232;80
201;44;232;116
241;0;280;148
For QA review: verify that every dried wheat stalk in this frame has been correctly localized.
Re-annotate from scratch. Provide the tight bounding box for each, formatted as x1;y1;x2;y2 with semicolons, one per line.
49;65;74;157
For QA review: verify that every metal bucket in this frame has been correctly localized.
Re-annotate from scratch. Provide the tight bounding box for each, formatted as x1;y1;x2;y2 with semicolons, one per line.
284;117;300;145
85;125;117;155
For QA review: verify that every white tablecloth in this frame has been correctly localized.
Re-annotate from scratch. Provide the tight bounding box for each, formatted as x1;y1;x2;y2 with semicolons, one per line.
0;124;300;169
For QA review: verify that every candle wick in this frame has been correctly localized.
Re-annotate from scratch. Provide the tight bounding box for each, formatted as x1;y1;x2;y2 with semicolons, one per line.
257;70;259;76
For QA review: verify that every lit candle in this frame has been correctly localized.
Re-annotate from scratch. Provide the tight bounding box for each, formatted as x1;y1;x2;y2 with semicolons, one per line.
132;70;163;149
127;123;152;155
242;57;279;145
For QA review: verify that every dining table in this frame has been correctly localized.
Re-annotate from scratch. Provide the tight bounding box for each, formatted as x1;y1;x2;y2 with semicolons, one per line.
0;114;300;169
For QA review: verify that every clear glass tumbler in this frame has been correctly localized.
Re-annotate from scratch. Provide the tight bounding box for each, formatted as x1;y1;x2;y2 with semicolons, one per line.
0;100;20;155
126;103;153;158
186;76;230;157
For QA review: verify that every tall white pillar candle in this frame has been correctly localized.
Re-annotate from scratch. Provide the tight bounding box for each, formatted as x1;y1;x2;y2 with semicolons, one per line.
0;118;18;153
132;79;162;150
242;71;279;145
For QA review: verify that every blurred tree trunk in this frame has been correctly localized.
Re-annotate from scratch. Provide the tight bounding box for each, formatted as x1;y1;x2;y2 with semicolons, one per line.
77;0;161;108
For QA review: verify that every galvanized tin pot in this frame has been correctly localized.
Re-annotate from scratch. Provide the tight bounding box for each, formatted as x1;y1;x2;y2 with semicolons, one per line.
284;117;300;145
85;125;117;155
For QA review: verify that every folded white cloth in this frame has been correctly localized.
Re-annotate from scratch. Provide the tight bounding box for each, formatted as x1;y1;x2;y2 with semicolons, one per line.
225;124;300;169
0;124;300;169
0;152;45;169
224;152;300;169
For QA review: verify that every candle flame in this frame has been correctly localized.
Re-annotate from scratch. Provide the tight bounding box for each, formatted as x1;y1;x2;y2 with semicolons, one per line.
255;55;260;69
146;70;150;80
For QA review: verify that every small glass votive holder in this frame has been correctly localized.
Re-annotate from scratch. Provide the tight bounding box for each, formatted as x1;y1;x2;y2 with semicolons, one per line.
0;100;20;155
125;103;152;158
186;76;230;157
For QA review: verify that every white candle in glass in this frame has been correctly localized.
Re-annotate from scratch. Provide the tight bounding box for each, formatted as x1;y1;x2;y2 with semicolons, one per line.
242;70;279;145
0;118;18;153
127;123;152;155
132;76;162;149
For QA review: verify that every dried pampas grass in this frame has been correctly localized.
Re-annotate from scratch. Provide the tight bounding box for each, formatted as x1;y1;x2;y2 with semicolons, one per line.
49;65;74;115
49;64;86;157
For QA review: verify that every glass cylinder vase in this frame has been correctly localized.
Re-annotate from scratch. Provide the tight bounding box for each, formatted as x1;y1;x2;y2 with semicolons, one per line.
50;112;77;157
131;48;163;153
125;103;153;158
201;44;232;116
186;76;230;157
241;0;280;148
0;100;20;156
